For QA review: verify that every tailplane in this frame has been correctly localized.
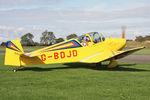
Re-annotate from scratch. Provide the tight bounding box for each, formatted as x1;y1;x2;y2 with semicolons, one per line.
4;38;24;66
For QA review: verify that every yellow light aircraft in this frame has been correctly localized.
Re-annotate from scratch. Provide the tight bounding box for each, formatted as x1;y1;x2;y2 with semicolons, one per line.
4;32;144;72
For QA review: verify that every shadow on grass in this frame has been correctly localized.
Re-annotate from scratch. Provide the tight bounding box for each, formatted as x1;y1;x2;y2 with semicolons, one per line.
18;62;149;72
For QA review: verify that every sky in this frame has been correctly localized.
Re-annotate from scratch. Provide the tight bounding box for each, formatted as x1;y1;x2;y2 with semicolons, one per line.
0;0;150;43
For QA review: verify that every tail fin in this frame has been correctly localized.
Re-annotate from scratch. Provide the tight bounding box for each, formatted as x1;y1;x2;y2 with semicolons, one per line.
4;38;24;66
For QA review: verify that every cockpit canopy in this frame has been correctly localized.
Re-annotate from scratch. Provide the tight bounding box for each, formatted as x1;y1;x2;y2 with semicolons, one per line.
78;32;105;46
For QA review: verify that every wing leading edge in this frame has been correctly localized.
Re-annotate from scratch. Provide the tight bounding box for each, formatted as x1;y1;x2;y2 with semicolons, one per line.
80;47;145;63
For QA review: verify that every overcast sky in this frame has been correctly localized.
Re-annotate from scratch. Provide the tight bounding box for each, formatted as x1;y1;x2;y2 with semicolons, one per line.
0;0;150;43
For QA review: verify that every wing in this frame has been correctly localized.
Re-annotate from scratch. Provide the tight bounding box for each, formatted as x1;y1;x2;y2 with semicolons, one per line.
80;47;145;63
15;52;41;57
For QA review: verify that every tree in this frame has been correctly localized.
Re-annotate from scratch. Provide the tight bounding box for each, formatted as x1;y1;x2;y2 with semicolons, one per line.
56;38;64;43
144;35;150;41
1;42;7;46
21;33;34;46
135;36;144;42
66;34;78;40
34;42;40;46
40;30;56;46
127;39;133;41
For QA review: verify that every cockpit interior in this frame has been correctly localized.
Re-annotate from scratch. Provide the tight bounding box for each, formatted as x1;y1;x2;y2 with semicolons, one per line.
78;32;105;46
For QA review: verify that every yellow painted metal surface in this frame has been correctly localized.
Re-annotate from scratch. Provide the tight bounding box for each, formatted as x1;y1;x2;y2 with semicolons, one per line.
4;32;145;67
4;38;24;66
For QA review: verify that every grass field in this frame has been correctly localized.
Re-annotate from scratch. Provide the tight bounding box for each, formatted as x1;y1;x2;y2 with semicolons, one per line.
0;55;150;100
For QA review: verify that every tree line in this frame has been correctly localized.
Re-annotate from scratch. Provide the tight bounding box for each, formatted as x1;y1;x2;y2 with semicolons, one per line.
1;31;150;46
135;35;150;42
0;30;78;46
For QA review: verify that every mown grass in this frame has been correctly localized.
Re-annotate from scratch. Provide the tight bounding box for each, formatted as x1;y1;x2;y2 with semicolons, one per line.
0;55;150;100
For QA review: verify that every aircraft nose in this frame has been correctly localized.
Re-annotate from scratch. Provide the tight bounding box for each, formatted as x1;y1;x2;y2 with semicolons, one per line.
118;38;126;50
105;38;126;50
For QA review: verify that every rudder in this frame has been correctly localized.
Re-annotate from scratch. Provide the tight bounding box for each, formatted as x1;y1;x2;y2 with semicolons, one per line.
4;38;24;66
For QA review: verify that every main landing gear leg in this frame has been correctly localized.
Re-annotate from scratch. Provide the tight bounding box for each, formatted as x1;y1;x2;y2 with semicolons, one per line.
107;59;118;68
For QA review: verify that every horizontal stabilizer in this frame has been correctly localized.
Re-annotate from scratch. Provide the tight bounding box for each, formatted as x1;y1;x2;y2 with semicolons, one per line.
20;53;41;57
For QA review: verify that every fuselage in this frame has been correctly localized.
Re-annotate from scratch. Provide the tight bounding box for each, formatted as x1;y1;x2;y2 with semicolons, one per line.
20;32;126;66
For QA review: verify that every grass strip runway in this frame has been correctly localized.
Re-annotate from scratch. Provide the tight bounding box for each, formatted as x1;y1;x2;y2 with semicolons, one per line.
0;55;150;100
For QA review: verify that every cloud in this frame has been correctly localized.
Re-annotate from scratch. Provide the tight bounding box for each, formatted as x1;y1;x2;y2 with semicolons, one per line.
0;5;150;41
0;26;25;32
0;26;27;42
0;0;59;5
0;35;7;41
0;0;63;10
1;5;150;25
0;0;150;43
